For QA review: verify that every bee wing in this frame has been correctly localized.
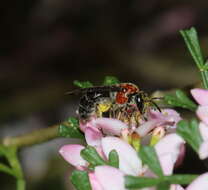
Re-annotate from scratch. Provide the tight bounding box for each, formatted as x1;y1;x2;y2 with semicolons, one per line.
65;88;87;95
65;86;122;95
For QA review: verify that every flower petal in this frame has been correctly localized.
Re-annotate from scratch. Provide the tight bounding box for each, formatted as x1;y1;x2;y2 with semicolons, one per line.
59;144;87;170
79;117;97;132
199;122;208;141
191;88;208;105
94;166;126;190
85;127;103;146
95;118;128;136
136;109;181;137
170;185;184;190
155;134;185;175
135;120;159;137
186;173;208;190
196;106;208;125
101;137;142;176
89;172;104;190
149;109;181;124
198;141;208;160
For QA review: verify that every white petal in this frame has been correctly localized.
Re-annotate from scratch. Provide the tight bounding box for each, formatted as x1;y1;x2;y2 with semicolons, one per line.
191;88;208;106
196;106;208;126
79;117;97;132
101;137;142;176
186;173;208;190
95;118;128;136
85;127;103;146
155;134;185;175
170;184;184;190
89;172;104;190
199;122;208;141
199;141;208;160
135;120;159;137
94;166;126;190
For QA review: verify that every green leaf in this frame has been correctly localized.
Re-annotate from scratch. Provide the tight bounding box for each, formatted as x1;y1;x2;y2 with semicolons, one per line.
164;90;197;111
58;124;84;139
81;146;107;167
180;27;204;68
163;174;197;184
0;145;7;156
73;80;93;88
175;90;197;108
125;176;161;188
71;170;91;190
0;163;16;177
202;59;208;70
177;119;203;152
108;150;119;168
180;28;208;89
157;182;170;190
125;174;198;189
67;117;79;128
139;146;163;177
103;76;120;86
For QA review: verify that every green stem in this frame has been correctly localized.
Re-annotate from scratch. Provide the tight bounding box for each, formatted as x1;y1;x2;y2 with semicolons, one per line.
201;71;208;89
4;147;26;190
1;124;60;148
17;179;26;190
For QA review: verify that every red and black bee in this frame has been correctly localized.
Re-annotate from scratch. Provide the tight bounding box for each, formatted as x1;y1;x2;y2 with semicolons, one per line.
68;83;161;124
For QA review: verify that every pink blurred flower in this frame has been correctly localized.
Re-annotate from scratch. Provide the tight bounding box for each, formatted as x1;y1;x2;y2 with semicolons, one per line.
191;88;208;159
191;88;208;106
191;88;208;125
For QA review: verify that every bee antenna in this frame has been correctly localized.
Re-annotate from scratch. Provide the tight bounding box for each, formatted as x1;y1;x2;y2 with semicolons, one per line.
151;101;161;112
151;97;164;100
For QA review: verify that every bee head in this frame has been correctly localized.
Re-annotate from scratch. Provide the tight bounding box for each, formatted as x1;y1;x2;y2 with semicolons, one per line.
129;92;161;114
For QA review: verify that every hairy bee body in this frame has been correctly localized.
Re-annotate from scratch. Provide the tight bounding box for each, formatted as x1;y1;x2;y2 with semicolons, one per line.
69;83;161;124
78;90;113;120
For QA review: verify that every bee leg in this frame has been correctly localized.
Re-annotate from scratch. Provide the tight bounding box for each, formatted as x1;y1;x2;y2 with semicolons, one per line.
117;111;122;120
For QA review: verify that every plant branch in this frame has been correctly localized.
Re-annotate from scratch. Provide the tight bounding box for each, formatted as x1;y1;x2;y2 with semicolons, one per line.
1;123;60;149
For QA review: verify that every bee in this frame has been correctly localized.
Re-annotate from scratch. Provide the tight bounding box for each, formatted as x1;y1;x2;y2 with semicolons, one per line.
114;90;161;126
67;83;161;125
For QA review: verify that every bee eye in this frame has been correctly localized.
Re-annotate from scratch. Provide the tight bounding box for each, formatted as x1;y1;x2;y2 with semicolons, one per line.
137;97;141;102
122;88;127;93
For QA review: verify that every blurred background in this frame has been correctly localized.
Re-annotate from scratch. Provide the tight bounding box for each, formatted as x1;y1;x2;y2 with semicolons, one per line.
0;0;208;189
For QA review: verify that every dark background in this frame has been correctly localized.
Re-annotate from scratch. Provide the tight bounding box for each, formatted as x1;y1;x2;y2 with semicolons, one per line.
0;0;207;189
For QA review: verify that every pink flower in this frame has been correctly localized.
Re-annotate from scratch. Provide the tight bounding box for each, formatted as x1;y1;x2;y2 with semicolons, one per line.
191;88;208;106
59;133;185;190
80;117;128;136
59;144;88;170
89;166;126;190
155;134;185;175
191;88;208;125
191;88;208;159
135;109;181;138
197;122;208;159
60;116;185;190
80;109;181;149
59;136;143;176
